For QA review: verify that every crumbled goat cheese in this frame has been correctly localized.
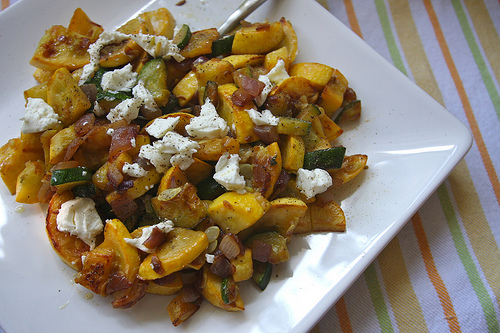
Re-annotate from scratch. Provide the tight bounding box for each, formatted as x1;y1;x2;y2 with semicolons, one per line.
246;108;279;126
185;98;229;139
296;168;333;199
130;34;184;62
132;80;159;115
21;98;61;133
145;117;181;139
213;152;246;193
79;30;129;85
139;131;199;172
124;220;174;253
101;64;138;93
255;59;290;106
266;58;290;85
93;101;106;117
205;253;215;264
106;98;142;124
56;198;104;249
122;162;147;178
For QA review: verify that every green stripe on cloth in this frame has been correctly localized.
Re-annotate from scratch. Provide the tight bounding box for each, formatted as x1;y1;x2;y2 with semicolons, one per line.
364;264;395;333
437;184;500;332
373;0;407;75
447;161;500;310
451;0;500;121
462;0;500;87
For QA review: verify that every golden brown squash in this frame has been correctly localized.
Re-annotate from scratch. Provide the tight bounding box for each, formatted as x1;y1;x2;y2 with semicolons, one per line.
45;191;89;271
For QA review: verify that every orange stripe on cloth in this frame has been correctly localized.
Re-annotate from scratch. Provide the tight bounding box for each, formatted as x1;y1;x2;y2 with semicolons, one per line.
422;0;500;208
378;237;428;332
411;213;462;332
343;0;363;38
335;297;353;333
1;0;10;10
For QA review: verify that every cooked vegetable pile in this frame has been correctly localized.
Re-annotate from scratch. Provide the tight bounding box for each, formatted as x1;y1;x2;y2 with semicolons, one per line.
0;7;367;326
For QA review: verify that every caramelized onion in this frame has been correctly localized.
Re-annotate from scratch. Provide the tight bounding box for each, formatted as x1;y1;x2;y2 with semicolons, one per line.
209;254;235;278
251;240;272;262
111;280;148;309
80;84;98;105
238;75;265;97
106;271;132;295
107;163;124;189
108;193;138;221
109;125;139;161
74;113;96;136
142;227;168;250
151;254;165;275
269;169;291;200
179;284;202;304
219;233;243;259
231;88;254;106
50;161;80;171
253;125;280;144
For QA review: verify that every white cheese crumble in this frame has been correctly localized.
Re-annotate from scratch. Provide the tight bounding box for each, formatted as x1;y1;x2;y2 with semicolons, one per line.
93;101;106;117
21;98;61;133
185;98;229;139
255;59;290;106
145;117;180;139
122;162;148;178
213;152;246;193
101;63;138;92
79;30;129;85
106;98;142;124
139;131;200;172
124;220;174;253
132;80;159;115
246;108;279;126
205;253;215;264
296;168;333;199
56;198;104;249
130;34;184;62
266;58;290;85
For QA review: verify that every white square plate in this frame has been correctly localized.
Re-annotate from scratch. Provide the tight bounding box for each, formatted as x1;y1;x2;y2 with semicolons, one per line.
0;0;472;332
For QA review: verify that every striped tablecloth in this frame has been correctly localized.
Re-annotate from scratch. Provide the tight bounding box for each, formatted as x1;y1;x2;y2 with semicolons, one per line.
1;0;499;332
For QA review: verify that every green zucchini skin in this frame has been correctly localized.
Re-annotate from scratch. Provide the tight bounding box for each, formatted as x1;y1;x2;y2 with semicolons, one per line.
210;35;235;57
50;166;93;186
196;176;226;200
252;260;272;291
303;146;346;170
174;24;192;49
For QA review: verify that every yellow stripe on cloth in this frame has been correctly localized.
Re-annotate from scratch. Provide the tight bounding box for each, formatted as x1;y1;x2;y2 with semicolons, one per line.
462;0;500;89
378;238;428;332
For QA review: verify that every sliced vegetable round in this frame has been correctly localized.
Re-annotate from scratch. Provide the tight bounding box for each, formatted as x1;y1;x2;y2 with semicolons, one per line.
252;260;272;291
303;146;346;170
210;34;234;57
50;166;93;190
173;24;192;49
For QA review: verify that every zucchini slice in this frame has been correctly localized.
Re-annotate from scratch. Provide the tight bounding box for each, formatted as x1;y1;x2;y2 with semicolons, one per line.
252;260;272;291
51;166;93;191
210;35;235;57
296;103;321;122
196;176;226;200
277;117;311;136
173;24;192;49
303;146;346;170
